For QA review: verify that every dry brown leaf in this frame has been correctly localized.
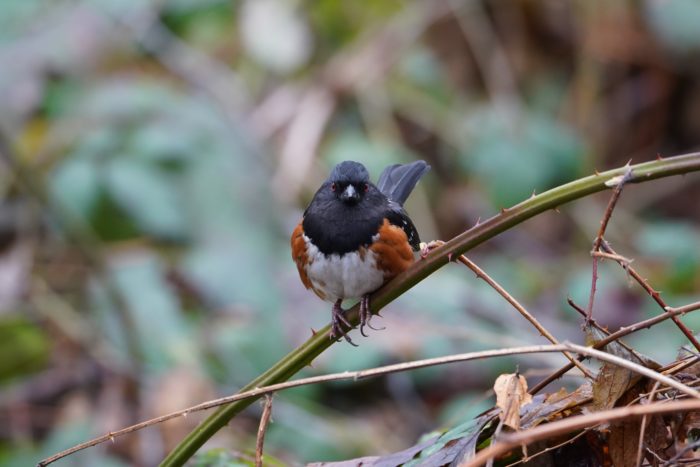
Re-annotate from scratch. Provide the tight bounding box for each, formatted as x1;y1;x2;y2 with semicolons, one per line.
609;418;641;467
643;413;669;464
494;373;532;430
608;383;644;467
592;362;641;411
520;382;593;429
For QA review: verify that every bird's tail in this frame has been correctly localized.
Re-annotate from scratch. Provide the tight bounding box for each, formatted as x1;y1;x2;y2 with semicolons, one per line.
376;161;430;205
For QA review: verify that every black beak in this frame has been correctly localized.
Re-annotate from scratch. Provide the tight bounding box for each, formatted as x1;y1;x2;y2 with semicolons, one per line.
340;184;360;204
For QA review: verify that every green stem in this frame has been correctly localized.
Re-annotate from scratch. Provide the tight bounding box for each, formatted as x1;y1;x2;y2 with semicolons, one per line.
162;153;700;466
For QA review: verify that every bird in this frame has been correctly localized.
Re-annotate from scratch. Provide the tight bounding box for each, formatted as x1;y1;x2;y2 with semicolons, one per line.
291;160;430;345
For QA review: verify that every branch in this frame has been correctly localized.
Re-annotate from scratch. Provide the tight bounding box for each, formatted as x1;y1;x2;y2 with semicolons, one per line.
456;254;596;380
529;300;700;394
585;164;633;320
464;399;700;467
158;153;700;465
38;335;700;465
600;240;700;351
255;395;274;467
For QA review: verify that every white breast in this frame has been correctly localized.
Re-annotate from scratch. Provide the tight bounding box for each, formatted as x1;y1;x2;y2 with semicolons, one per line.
303;235;385;303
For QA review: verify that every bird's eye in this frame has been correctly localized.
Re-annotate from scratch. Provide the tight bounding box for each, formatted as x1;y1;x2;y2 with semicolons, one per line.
363;183;369;192
331;183;337;192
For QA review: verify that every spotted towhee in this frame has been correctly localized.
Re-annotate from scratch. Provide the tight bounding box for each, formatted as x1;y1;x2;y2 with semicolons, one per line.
291;160;430;344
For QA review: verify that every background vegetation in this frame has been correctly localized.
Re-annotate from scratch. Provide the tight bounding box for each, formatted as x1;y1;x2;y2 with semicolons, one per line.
1;0;700;465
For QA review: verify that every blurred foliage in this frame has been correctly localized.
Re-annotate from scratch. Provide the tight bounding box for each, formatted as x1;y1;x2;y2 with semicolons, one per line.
0;0;699;466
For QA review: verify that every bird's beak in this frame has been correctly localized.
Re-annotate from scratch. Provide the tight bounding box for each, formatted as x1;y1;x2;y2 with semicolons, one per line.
340;184;360;204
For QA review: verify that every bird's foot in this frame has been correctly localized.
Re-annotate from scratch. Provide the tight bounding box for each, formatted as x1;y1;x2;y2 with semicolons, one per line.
330;300;357;346
359;294;385;337
420;240;445;259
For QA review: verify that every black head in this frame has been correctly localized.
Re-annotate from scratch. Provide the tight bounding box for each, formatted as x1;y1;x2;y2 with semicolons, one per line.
328;161;371;206
303;160;421;255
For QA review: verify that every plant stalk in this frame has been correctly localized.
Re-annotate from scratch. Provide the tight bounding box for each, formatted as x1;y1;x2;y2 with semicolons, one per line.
162;153;700;466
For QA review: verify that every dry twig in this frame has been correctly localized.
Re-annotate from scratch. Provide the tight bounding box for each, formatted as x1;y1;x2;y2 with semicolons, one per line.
585;165;634;321
37;341;700;466
600;240;700;353
255;395;274;467
530;301;700;394
465;399;700;467
635;381;662;467
423;240;595;379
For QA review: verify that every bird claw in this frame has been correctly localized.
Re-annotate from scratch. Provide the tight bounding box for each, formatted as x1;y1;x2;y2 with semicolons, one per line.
330;300;357;346
419;242;430;259
420;240;444;259
359;295;385;337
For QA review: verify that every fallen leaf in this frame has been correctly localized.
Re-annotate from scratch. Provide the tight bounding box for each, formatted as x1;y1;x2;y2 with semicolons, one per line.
593;362;640;411
608;383;644;467
306;436;437;467
309;413;497;467
413;414;494;466
585;324;646;410
494;373;532;430
520;383;593;429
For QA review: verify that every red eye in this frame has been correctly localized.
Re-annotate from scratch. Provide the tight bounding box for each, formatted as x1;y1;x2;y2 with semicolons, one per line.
363;183;369;192
331;183;337;191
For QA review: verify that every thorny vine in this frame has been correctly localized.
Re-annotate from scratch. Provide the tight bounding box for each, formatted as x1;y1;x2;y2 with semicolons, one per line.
37;154;700;466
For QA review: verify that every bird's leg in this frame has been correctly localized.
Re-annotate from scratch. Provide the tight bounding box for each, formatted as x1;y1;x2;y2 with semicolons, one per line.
359;294;385;337
331;299;356;346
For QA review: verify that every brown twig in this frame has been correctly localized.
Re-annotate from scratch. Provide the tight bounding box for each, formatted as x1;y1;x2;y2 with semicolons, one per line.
486;417;505;467
504;429;591;467
659;354;700;376
36;345;563;466
423;240;594;378
600;240;700;353
255;395;274;467
37;341;699;466
455;252;595;379
464;399;700;467
567;297;647;362
530;301;700;394
635;381;661;467
591;250;633;264
162;154;700;466
663;439;700;465
585;165;634;321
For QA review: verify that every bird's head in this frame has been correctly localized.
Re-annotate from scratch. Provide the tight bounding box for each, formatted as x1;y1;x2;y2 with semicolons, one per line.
327;161;371;206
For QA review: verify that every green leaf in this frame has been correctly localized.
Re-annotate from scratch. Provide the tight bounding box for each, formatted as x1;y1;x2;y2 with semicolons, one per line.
460;108;584;207
110;254;196;373
645;0;700;52
105;158;189;240
403;413;494;466
192;448;253;467
636;221;700;292
636;221;700;262
49;157;101;222
0;317;49;383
